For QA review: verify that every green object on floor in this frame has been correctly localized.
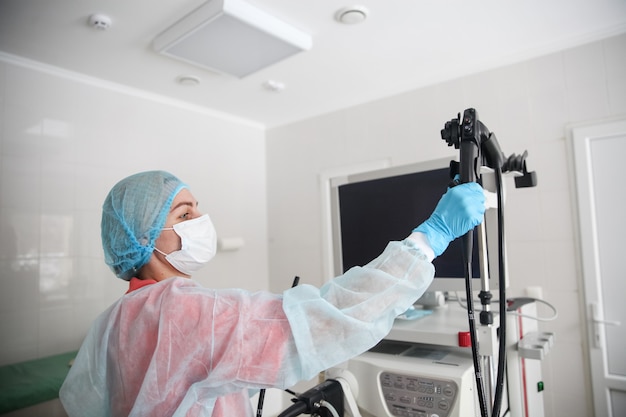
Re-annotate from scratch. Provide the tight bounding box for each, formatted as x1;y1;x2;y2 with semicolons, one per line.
0;351;78;413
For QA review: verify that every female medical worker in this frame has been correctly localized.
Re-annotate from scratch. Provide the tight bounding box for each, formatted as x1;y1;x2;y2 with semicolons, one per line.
59;170;485;417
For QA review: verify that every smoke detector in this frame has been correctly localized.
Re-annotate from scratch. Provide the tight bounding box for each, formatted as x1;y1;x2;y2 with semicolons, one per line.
335;6;368;24
88;14;112;30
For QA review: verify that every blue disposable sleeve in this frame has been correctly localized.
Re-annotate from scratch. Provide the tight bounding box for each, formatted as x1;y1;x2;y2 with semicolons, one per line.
282;240;434;380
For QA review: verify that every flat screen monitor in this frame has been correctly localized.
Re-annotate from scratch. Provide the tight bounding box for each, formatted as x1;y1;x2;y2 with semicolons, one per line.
330;157;492;293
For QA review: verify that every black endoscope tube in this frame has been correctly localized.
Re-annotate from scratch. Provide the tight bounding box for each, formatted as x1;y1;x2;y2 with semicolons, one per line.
491;167;507;417
256;276;301;417
463;247;489;417
481;130;508;417
457;110;489;417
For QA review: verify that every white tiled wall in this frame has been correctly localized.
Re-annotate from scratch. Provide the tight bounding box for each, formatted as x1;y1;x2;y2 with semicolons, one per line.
0;56;268;365
266;33;626;417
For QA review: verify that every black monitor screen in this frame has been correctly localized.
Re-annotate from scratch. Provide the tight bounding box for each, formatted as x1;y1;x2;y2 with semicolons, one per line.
337;167;480;278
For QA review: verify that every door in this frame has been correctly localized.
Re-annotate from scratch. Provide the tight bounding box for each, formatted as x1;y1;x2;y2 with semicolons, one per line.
570;119;626;417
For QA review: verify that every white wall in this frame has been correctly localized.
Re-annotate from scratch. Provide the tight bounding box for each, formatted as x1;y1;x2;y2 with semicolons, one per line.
266;33;626;417
0;56;268;365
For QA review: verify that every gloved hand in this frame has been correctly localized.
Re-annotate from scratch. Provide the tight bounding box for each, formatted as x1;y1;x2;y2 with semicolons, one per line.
413;182;485;257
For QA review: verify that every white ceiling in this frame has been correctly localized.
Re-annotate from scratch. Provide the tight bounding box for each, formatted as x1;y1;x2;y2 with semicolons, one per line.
1;0;625;128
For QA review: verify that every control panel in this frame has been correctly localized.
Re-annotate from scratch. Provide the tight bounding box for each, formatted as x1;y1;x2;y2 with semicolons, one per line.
380;372;458;417
345;340;476;417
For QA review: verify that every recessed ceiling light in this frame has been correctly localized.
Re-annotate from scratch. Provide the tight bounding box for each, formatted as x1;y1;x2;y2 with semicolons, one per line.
335;6;368;24
177;75;201;85
153;0;312;78
263;79;286;92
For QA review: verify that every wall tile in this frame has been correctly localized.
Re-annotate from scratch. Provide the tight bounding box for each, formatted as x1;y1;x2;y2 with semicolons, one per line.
0;210;41;260
41;160;75;211
0;259;39;314
540;189;575;240
526;52;569;142
0;309;38;365
563;42;610;121
504;187;543;241
39;257;73;310
546;342;589;416
541;241;578;293
531;138;570;191
38;306;75;356
2;66;47;159
73;210;103;258
1;155;41;209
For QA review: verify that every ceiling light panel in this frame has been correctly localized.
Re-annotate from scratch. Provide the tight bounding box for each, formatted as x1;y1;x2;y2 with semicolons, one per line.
153;0;312;78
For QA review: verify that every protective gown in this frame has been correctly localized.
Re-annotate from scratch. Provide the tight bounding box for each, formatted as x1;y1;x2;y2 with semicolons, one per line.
59;239;434;417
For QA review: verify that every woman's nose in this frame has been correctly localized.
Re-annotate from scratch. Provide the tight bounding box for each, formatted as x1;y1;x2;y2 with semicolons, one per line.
191;207;204;219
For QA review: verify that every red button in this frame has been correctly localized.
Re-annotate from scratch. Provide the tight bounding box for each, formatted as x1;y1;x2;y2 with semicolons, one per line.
458;331;472;347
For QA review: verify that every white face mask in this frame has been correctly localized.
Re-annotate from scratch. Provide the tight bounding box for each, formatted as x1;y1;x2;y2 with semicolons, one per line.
155;214;217;276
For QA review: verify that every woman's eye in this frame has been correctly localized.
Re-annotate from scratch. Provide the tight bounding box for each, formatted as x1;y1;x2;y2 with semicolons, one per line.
180;212;190;220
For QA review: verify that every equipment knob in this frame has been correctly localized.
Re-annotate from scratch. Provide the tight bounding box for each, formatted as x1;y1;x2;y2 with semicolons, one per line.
458;331;471;347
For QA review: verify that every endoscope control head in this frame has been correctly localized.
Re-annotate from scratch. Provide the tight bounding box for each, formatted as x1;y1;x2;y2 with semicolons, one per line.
441;113;461;148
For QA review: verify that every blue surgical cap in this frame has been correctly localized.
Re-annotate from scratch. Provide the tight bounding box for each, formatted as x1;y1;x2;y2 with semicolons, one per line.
101;171;188;280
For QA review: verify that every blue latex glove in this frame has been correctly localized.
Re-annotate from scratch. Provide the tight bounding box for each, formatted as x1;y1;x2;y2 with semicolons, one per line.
413;182;485;257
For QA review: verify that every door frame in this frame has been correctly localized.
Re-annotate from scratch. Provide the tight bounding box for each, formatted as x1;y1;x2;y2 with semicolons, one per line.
569;117;626;417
